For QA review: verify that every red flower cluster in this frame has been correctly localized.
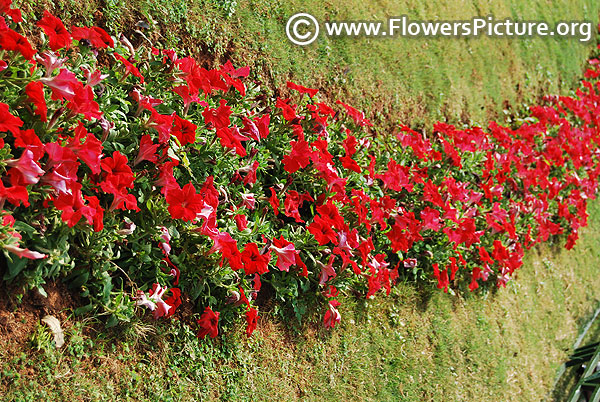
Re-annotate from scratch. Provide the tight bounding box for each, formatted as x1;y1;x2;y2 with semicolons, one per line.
3;2;600;340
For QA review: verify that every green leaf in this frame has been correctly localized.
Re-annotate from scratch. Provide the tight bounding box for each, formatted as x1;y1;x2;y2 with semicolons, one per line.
68;270;90;289
105;314;119;328
36;286;48;298
13;221;35;234
74;303;94;316
101;275;113;304
3;253;28;281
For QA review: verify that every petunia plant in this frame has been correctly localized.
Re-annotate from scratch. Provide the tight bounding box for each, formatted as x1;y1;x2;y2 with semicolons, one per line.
1;1;600;337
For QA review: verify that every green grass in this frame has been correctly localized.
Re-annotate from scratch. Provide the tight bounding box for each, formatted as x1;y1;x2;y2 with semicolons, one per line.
16;0;599;128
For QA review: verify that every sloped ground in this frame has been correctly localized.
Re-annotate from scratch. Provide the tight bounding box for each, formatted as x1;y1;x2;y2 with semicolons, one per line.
2;202;600;401
2;1;600;401
16;0;599;127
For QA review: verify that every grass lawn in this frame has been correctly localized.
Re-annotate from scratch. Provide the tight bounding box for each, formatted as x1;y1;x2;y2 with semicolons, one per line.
16;0;599;127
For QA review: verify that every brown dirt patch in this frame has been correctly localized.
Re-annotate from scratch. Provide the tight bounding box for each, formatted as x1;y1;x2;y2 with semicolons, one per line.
0;280;78;350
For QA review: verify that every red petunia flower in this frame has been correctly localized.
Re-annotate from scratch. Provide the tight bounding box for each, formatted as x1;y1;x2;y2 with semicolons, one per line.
287;81;318;98
296;254;308;277
366;273;382;299
220;60;249;96
199;175;219;209
197;306;219;339
134;134;159;166
283;190;313;223
271;236;298;272
255;114;270;139
420;207;442;232
51;182;86;226
336;100;372;127
275;97;298;121
234;213;248;231
100;150;134;189
44;142;77;169
283;191;304;222
318;255;337;285
433;263;449;293
0;29;36;60
245;307;259;337
240;193;256;210
68;122;103;174
282;139;312;173
375;159;413;192
215;126;248;157
0;181;29;207
104;182;140;212
323;300;341;329
209;231;243;270
340;155;361;173
165;182;205;222
242;161;259;186
164;288;182;317
241;116;260;141
114;53;144;83
308;216;339;246
131;88;163;113
0;102;23;135
241;242;270;276
6;149;45;185
202;99;231;129
422;180;445;208
443;217;484;248
39;68;82;101
469;267;482;291
316;200;347;231
41;157;78;194
173;85;201;111
82;195;104;232
71;26;114;49
155;159;179;194
172;114;197;145
135;283;173;319
37;11;71;51
342;134;358;156
0;1;22;23
148;110;173;144
35;51;67;76
25;82;47;122
268;187;280;216
4;243;46;260
66;85;102;120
